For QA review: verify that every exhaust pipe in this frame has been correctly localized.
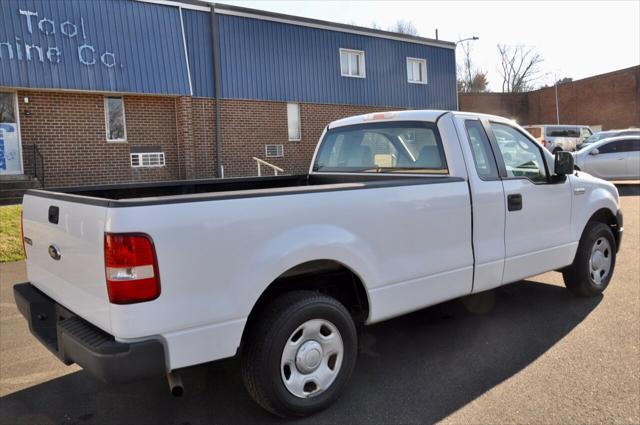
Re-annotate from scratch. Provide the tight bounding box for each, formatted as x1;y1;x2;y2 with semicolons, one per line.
167;371;184;397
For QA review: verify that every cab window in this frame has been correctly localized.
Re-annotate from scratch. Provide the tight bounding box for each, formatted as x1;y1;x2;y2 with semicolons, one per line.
465;120;499;180
313;121;447;174
491;123;548;183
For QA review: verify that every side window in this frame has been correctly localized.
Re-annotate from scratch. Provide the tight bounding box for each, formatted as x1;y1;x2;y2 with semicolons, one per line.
105;97;126;142
464;120;498;179
598;139;640;153
617;139;640;153
491;122;548;183
598;141;623;154
580;127;592;138
339;49;366;78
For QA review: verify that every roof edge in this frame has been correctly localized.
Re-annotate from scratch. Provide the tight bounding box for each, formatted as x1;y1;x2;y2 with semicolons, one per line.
135;0;456;49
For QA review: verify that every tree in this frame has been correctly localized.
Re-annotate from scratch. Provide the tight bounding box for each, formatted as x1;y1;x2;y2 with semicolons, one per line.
387;20;419;36
556;77;573;85
457;42;489;93
497;44;544;92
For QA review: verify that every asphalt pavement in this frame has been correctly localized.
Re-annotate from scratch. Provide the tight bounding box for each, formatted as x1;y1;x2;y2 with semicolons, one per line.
1;192;638;424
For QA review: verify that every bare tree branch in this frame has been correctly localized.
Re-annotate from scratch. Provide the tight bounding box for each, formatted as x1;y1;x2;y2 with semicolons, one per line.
387;20;419;36
497;44;544;92
458;42;489;93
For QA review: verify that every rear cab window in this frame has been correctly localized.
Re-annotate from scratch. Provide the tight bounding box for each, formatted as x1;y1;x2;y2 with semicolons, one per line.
313;121;448;174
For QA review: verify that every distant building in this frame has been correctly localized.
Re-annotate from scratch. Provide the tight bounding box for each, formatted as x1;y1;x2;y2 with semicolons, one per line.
459;66;640;130
0;0;456;187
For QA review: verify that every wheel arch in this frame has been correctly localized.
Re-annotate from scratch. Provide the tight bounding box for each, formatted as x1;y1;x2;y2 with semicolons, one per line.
587;207;621;249
239;259;371;349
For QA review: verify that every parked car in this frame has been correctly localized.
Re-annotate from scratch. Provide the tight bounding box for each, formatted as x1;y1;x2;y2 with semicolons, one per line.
579;128;640;149
15;111;622;417
574;135;640;180
524;124;593;153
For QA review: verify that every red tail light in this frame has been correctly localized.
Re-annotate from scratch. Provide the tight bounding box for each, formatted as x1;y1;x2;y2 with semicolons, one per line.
104;233;160;304
541;139;548;147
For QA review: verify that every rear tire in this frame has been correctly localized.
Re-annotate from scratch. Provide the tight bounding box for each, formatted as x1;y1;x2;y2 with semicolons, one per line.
563;222;616;297
241;291;357;417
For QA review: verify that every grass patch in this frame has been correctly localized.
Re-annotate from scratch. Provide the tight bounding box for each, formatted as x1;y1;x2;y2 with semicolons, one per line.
0;205;25;263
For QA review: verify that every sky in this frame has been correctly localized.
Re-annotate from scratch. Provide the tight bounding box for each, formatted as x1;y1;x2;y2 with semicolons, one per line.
217;0;640;92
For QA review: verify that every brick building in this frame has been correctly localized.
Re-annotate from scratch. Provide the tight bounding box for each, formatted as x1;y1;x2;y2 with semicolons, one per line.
0;0;456;191
459;66;640;130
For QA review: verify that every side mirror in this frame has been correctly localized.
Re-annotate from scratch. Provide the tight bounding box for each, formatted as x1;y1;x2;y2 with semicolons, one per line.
589;148;599;155
554;151;574;175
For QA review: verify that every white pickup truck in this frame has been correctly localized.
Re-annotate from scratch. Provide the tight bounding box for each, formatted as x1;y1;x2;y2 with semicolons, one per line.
15;110;623;417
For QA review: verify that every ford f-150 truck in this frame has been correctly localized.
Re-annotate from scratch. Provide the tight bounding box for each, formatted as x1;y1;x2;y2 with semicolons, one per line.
15;110;622;417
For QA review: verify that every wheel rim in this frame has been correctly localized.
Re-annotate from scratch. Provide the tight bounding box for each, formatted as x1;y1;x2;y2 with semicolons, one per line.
280;319;344;398
589;237;612;286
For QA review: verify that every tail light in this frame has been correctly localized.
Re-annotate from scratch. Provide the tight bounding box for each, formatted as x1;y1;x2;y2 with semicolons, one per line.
104;233;160;304
540;139;548;148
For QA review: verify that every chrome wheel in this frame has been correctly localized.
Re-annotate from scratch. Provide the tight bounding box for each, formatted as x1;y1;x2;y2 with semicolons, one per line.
589;237;612;286
280;319;344;398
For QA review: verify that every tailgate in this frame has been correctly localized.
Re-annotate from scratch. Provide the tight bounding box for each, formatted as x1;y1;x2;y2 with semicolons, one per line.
22;193;111;332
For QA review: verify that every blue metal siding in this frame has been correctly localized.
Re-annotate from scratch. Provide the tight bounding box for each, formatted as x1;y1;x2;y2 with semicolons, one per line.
0;0;190;95
216;14;457;109
182;9;214;98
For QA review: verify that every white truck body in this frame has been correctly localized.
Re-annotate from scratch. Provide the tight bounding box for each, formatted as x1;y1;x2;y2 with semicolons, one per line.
18;110;622;382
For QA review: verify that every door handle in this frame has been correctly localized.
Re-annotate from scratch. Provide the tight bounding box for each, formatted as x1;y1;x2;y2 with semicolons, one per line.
507;194;522;211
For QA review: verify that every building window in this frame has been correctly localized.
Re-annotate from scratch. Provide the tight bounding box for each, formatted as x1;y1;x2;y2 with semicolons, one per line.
407;57;427;84
131;152;165;167
340;48;366;78
287;103;301;141
105;97;126;142
265;144;284;158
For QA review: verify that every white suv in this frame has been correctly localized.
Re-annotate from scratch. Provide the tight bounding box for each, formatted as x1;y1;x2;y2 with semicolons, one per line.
524;124;593;153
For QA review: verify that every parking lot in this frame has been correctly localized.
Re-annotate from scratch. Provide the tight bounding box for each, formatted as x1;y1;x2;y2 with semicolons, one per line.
0;186;638;425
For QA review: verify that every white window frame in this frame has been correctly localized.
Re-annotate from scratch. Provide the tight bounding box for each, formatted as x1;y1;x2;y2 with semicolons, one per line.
130;152;165;168
339;48;366;78
406;57;428;84
287;103;301;141
104;97;127;142
265;144;284;158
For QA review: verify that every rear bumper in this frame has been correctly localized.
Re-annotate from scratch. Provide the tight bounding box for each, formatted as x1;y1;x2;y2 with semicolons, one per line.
13;282;167;384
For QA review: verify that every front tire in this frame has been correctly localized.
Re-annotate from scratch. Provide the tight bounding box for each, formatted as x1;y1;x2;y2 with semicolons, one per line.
563;221;616;297
241;291;358;417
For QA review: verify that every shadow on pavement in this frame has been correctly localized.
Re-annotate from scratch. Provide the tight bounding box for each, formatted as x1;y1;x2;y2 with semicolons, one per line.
1;280;601;425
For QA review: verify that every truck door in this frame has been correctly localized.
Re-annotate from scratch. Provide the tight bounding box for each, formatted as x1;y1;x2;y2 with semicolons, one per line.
485;122;574;284
453;117;506;293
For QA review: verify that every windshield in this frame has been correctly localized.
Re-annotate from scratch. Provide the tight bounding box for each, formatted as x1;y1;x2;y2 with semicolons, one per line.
313;121;447;174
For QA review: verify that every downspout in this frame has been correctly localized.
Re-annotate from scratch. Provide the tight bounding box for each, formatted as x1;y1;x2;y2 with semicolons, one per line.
210;3;224;178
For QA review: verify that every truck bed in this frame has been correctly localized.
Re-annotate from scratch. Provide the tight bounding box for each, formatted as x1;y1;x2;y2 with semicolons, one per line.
26;174;461;207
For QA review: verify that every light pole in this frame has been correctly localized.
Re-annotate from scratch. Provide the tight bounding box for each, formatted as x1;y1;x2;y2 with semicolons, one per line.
455;36;479;46
554;72;560;125
455;36;479;111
